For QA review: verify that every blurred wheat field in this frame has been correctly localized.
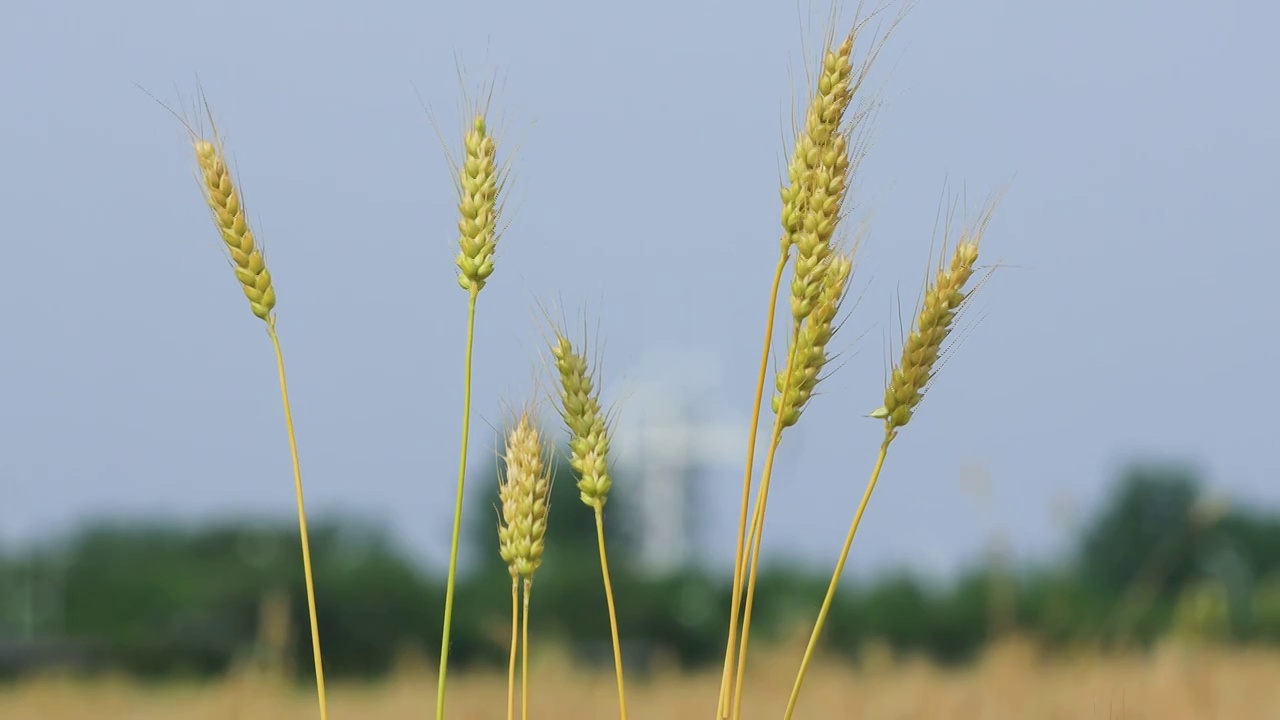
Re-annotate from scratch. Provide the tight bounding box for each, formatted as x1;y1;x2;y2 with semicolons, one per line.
5;641;1279;720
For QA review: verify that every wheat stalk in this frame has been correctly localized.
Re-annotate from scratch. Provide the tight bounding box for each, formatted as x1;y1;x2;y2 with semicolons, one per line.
497;410;551;720
717;8;893;716
782;200;998;719
150;11;1008;720
437;100;510;720
730;248;855;720
182;111;328;720
550;330;628;720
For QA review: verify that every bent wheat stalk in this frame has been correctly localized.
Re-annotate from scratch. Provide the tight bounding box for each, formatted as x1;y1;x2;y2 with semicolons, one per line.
783;205;997;720
188;127;328;720
550;332;628;720
731;251;853;720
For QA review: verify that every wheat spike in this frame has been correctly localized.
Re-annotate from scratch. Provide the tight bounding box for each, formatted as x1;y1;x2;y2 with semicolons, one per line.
497;411;551;579
194;139;276;322
770;30;867;427
455;114;503;292
772;252;854;428
550;334;612;507
877;235;983;430
780;33;859;253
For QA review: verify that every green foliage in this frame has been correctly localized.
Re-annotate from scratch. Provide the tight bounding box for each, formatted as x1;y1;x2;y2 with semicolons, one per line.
8;459;1280;680
3;518;449;679
1170;579;1231;643
1076;463;1203;596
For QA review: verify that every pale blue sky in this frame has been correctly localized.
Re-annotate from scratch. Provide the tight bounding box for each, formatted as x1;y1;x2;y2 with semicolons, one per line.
1;0;1277;579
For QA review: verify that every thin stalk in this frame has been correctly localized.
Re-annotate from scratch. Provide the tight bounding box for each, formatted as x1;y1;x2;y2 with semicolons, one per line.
594;502;629;720
728;434;784;720
522;577;533;720
437;286;480;720
267;323;328;720
717;249;789;719
729;331;801;720
783;435;892;720
507;576;518;720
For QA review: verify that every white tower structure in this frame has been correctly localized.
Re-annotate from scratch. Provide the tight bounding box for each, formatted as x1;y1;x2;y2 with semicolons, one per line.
613;348;749;576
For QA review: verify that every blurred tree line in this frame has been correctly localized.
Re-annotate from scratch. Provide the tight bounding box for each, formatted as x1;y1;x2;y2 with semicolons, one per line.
4;457;1280;681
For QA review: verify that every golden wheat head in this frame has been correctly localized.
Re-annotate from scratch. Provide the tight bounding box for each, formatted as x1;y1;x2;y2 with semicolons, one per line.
875;219;991;430
550;334;613;508
497;410;551;579
455;114;503;293
772;252;854;428
780;32;857;254
193;139;276;322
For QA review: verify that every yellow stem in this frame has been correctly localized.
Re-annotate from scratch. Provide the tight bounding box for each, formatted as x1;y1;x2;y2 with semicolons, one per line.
717;250;789;720
594;502;629;720
783;435;893;720
437;286;479;720
507;576;518;720
522;577;532;720
729;330;800;720
267;323;328;720
729;435;783;720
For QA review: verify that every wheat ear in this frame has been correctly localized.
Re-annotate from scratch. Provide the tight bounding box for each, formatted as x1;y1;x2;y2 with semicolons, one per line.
497;411;551;720
438;109;507;720
550;332;628;720
190;130;327;720
783;205;996;720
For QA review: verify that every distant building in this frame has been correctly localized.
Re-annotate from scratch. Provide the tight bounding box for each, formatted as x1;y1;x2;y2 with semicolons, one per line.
613;348;748;576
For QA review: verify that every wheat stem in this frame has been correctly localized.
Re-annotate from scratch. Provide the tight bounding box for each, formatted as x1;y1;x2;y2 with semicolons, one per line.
783;435;892;720
437;286;479;720
593;502;629;720
521;577;533;720
729;433;786;720
716;249;789;720
549;332;626;717
727;438;783;717
186;122;321;717
496;409;550;720
729;330;801;720
507;577;518;720
267;325;328;720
